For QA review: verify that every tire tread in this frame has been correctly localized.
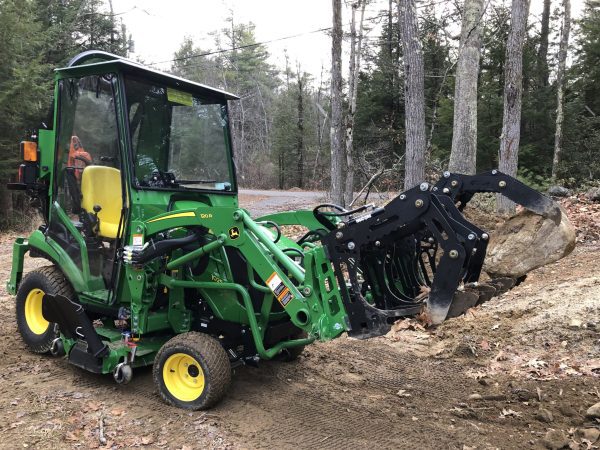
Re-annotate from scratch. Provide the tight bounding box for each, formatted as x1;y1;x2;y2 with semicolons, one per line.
153;332;231;410
16;265;74;353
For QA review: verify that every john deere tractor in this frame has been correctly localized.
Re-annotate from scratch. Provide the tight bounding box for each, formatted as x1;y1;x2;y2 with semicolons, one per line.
7;51;559;410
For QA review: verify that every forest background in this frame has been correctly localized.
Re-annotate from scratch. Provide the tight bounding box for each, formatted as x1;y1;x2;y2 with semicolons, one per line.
0;0;597;226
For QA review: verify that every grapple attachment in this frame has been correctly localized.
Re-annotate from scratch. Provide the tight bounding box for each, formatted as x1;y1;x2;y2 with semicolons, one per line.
321;171;558;338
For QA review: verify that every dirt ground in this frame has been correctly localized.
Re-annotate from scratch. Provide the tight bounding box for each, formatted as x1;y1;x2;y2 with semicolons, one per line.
0;192;598;450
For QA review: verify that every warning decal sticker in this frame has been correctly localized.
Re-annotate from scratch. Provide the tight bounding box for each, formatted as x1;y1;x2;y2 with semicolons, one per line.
266;272;293;307
167;88;193;106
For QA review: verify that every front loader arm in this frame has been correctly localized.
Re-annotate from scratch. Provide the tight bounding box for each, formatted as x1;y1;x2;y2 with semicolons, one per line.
124;206;348;359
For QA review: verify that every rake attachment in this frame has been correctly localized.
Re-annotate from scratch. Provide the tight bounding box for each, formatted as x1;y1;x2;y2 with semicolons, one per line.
321;170;559;338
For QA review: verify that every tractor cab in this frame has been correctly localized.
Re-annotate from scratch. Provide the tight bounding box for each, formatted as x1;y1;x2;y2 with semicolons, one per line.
19;51;239;293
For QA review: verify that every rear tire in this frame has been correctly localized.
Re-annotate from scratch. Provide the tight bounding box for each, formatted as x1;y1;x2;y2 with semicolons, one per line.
16;266;74;353
154;332;231;410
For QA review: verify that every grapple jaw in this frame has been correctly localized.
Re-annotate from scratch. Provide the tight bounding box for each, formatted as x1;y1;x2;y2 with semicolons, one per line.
434;170;561;222
321;171;559;338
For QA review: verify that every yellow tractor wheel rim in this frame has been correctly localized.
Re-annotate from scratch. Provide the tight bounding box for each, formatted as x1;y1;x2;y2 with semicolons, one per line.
163;353;205;402
24;289;49;335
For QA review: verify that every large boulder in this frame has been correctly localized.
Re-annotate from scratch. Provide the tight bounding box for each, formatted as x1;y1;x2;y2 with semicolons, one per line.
484;207;576;278
586;187;600;202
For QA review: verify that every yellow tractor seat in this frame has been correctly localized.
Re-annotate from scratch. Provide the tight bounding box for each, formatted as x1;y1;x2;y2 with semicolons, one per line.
81;166;122;239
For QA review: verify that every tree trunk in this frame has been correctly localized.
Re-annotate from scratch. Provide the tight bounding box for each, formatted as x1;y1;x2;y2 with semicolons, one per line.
398;0;426;190
498;0;530;214
344;1;366;207
296;68;305;189
389;0;398;159
552;0;571;180
278;151;284;189
537;0;551;87
313;64;327;185
448;0;485;175
330;0;344;205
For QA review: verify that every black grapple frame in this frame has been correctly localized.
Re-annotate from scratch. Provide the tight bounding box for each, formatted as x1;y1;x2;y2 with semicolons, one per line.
322;170;560;338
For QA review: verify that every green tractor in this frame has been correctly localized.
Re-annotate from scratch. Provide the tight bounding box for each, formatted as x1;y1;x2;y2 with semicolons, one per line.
8;51;559;410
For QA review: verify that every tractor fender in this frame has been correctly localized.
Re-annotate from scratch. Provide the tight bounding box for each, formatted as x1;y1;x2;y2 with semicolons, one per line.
26;230;87;293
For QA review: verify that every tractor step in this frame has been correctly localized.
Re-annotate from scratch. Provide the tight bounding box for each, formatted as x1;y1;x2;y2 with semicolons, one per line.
42;293;109;358
68;341;104;373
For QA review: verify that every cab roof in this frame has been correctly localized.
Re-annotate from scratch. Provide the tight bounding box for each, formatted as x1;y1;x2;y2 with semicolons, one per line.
55;57;239;101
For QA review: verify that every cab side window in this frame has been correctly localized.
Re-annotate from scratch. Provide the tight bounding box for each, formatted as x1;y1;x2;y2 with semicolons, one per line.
55;75;121;215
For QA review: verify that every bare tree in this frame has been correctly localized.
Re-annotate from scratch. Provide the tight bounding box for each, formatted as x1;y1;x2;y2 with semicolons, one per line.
448;0;486;175
552;0;571;180
313;64;328;183
296;65;305;188
330;0;344;204
344;0;366;206
498;0;531;214
398;0;426;190
537;0;551;87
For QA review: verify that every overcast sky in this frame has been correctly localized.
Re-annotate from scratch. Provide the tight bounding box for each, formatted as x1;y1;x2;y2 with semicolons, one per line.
113;0;586;78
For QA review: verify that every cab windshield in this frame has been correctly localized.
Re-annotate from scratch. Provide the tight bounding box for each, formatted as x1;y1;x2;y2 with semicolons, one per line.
124;75;234;191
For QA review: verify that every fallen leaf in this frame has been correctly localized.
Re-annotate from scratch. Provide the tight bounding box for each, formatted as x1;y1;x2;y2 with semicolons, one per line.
87;401;102;411
65;431;79;441
415;285;431;302
500;408;522;418
523;358;548;369
494;350;507;361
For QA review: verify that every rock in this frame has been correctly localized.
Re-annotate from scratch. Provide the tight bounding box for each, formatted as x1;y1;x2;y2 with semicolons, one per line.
586;187;600;202
558;405;577;417
586;402;600;419
485;208;576;278
541;430;569;450
568;318;583;329
548;186;571;197
468;393;483;401
513;388;535;401
576;428;600;443
478;377;491;386
536;408;554;423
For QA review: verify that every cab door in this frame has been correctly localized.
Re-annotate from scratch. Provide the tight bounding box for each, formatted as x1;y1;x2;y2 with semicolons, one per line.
49;73;127;291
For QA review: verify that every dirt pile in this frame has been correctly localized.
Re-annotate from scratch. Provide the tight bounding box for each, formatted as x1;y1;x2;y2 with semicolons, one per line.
560;194;600;243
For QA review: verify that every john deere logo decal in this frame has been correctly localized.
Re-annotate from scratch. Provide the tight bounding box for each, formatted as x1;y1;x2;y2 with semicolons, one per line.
229;227;240;239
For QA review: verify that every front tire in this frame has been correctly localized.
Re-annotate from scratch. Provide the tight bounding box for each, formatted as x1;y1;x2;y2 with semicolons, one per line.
154;332;231;410
16;266;74;353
